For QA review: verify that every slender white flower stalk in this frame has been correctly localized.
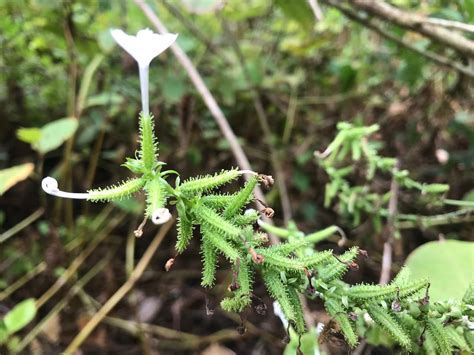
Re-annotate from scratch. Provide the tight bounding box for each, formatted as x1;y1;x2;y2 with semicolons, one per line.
110;28;178;115
42;177;90;200
151;207;172;225
237;169;258;176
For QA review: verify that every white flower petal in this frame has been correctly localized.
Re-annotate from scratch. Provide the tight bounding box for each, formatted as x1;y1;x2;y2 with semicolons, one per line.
110;28;177;67
42;177;90;200
151;208;172;225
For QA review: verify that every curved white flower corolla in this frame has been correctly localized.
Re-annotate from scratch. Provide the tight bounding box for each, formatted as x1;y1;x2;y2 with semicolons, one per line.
110;28;177;115
110;29;177;68
42;177;90;200
151;207;172;225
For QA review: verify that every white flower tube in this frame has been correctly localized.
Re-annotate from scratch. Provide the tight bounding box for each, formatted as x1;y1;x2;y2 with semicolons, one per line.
42;177;90;200
110;28;178;115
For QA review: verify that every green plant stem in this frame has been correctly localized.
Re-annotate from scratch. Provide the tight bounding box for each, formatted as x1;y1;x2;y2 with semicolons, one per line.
443;199;474;208
0;208;44;244
395;209;474;229
57;3;79;230
380;161;399;285
64;217;174;354
257;220;291;238
282;86;299;145
134;0;278;241
76;54;104;115
84;127;106;189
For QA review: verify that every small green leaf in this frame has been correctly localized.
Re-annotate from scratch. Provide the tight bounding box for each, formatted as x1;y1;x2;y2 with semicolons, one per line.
0;163;34;195
422;183;450;194
122;158;145;174
275;0;314;30
341;295;349;308
405;240;474;301
3;298;36;334
25;118;79;154
16;127;41;144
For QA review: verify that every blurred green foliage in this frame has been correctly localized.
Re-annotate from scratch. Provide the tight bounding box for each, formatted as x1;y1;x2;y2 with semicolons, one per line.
1;0;473;353
0;298;36;351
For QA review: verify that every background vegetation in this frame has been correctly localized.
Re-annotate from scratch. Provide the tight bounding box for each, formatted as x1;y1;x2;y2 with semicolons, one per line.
1;0;473;354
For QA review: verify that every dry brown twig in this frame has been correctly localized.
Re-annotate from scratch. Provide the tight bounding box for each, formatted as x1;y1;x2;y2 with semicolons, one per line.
419;17;474;34
379;160;400;285
64;218;175;354
350;0;474;58
308;0;324;21
320;0;474;78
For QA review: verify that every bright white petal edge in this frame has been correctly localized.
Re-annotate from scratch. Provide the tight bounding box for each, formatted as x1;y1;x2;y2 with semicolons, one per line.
42;177;90;199
152;208;172;225
110;28;178;67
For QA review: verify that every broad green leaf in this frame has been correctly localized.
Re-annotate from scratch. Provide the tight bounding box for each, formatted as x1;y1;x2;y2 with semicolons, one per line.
405;240;474;302
275;0;314;30
35;118;78;154
16;128;41;144
464;0;474;21
3;298;36;334
0;163;34;195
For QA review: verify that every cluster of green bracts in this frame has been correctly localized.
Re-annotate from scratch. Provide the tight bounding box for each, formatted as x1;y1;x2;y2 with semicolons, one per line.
68;114;473;354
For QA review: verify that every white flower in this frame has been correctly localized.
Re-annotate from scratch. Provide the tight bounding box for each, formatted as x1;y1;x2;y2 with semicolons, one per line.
110;28;178;115
110;28;177;68
42;177;90;199
151;208;172;225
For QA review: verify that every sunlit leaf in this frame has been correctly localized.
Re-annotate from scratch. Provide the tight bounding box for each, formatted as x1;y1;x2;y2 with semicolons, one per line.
35;118;78;154
0;163;34;195
16;127;41;144
3;298;36;334
275;0;314;30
